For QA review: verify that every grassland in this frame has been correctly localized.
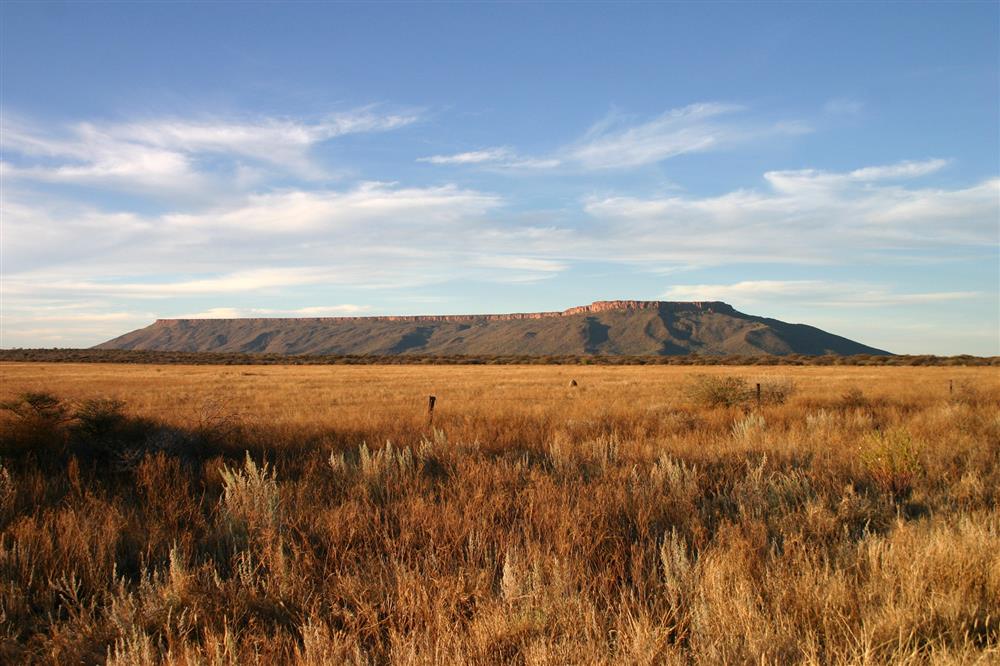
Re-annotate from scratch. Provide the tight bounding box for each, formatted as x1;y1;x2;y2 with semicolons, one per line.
1;362;998;664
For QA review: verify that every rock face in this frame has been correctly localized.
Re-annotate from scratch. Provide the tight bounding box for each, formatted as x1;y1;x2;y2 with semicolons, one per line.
95;301;891;356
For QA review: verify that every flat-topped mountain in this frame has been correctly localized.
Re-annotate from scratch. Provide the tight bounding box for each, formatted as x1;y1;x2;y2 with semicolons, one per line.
95;300;890;356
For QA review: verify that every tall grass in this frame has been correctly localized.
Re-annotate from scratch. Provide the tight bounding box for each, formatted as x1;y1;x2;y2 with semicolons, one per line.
0;363;997;664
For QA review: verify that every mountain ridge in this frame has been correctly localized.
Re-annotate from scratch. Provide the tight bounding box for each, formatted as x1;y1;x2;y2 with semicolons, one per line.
96;300;891;357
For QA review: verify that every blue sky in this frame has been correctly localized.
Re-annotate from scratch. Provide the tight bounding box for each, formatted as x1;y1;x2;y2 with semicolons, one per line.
2;2;998;354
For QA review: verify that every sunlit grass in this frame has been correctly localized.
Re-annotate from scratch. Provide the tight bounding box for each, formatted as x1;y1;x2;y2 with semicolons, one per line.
0;362;997;664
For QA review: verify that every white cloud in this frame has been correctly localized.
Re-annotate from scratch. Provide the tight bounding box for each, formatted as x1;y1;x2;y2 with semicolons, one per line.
419;102;810;172
762;158;950;193
160;182;501;234
848;159;948;180
174;304;371;318
112;109;417;175
584;161;999;263
418;148;516;165
2;179;575;307
662;280;982;307
2;181;505;277
0;304;161;348
6;160;994;312
568;103;747;170
418;147;561;169
472;255;566;273
468;255;568;282
4;137;996;351
286;304;370;316
0;107;420;191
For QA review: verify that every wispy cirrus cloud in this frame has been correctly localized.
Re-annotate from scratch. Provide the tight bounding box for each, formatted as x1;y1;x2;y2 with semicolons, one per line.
417;147;560;169
662;280;982;307
568;102;809;170
418;148;516;165
0;106;421;192
761;158;951;194
418;102;810;172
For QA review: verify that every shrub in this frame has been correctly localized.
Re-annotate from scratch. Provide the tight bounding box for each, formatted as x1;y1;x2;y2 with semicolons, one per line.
859;428;922;502
685;375;751;407
219;452;280;535
840;387;869;409
72;398;127;441
686;375;796;407
0;391;70;457
731;413;766;441
0;463;14;522
755;377;797;405
0;391;68;422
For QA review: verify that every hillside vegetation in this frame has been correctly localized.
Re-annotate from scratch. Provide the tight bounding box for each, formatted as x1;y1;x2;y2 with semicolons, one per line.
1;363;998;664
6;349;997;366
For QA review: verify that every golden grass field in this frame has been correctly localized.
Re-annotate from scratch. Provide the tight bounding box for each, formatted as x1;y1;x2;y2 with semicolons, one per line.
1;362;998;664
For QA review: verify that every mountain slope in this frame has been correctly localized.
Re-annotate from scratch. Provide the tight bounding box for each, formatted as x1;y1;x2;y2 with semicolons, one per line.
95;300;891;356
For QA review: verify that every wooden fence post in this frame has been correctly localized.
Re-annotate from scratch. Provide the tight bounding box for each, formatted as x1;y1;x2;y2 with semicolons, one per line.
756;383;761;406
428;395;436;425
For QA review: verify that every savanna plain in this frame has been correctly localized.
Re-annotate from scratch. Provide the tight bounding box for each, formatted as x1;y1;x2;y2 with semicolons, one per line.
0;362;998;665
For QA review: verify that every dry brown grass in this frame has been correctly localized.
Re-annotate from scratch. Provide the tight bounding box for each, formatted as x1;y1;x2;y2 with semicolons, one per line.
0;362;998;664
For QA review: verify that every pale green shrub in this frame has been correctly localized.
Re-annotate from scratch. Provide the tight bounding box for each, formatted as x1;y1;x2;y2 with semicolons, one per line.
219;453;279;534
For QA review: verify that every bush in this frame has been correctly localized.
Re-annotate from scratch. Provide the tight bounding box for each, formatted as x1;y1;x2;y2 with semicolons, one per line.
686;375;796;407
860;428;922;502
219;452;280;536
0;463;14;523
755;377;797;405
0;391;70;457
72;398;127;440
1;391;68;422
840;387;869;409
685;375;751;407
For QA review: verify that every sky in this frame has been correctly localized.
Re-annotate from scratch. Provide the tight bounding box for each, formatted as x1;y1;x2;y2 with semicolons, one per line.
1;2;998;355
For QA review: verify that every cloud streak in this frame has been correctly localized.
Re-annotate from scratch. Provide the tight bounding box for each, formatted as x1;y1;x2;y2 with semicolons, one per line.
662;280;982;308
418;147;561;169
6;159;993;331
418;102;810;172
1;107;421;192
583;160;998;264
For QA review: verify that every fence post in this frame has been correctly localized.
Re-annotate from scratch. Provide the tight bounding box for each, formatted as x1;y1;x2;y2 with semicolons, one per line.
428;395;436;425
949;380;953;395
756;382;761;406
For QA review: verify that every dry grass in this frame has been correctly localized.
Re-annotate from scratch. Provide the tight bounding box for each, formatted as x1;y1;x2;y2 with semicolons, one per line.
0;362;998;664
